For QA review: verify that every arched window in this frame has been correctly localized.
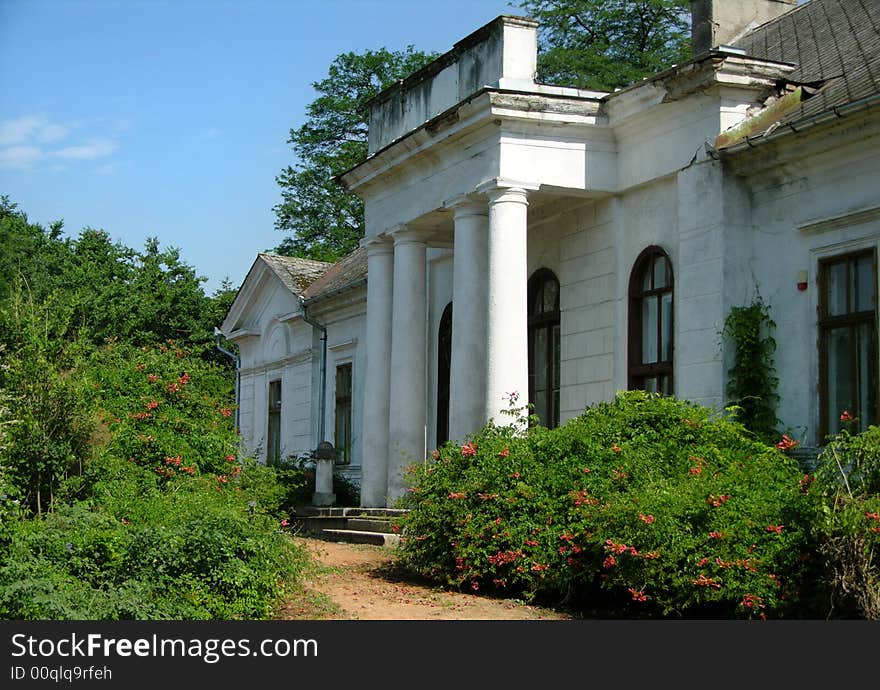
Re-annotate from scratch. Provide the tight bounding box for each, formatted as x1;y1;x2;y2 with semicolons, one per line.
629;246;673;394
528;269;561;428
436;302;453;447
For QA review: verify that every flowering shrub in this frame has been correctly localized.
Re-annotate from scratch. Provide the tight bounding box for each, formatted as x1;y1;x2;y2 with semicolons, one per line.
398;391;814;618
0;341;307;619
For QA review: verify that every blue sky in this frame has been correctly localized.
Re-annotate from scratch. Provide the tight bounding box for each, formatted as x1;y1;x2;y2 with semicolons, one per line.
0;0;516;294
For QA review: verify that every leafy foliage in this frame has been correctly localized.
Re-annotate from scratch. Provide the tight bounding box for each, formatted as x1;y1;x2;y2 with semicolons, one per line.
722;296;780;441
0;196;237;360
812;423;880;619
0;317;307;620
273;47;437;261
398;391;814;618
517;0;691;91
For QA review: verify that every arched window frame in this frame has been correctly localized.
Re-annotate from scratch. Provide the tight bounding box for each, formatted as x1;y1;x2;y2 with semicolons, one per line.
628;246;674;394
436;302;453;447
528;268;561;428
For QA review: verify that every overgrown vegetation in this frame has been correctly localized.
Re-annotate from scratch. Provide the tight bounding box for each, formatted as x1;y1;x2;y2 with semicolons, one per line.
0;197;308;620
398;392;880;620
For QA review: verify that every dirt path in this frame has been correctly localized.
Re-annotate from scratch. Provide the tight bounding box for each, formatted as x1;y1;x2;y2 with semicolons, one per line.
276;537;573;620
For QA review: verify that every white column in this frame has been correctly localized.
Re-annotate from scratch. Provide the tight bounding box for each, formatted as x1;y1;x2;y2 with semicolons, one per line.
449;199;489;440
387;228;428;502
484;185;531;424
360;237;393;507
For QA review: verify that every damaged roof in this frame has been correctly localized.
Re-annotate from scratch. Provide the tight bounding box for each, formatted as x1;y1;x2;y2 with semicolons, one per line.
733;0;880;125
257;253;331;296
302;246;368;302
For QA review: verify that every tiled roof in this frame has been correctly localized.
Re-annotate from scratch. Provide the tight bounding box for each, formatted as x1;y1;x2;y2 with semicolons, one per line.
302;246;368;302
258;253;331;296
733;0;880;125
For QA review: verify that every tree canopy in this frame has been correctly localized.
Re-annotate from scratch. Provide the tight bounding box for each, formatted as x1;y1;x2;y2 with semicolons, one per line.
517;0;691;91
0;195;236;358
273;47;437;262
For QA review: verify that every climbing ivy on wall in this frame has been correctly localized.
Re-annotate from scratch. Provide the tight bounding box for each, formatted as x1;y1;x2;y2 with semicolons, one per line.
722;296;780;442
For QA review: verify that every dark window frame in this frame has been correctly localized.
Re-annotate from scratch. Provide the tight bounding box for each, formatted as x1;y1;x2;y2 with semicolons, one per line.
528;268;561;428
628;246;674;394
818;248;878;440
267;379;282;465
334;363;353;464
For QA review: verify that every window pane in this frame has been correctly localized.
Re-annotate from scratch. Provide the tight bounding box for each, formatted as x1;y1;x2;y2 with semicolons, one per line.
552;325;561;390
534;327;548;390
534;390;547;427
642;295;659;364
533;283;544;316
827;261;848;316
856;322;877;433
641;264;652;291
854;254;875;313
543;279;559;313
826;327;852;435
653;256;667;290
661;292;672;362
644;377;658;393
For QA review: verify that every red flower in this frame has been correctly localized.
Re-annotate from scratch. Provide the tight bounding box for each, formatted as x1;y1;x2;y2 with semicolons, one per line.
709;531;723;539
280;518;289;527
864;512;880;521
225;454;235;462
448;492;467;500
766;524;784;534
220;407;232;418
689;467;702;475
178;372;190;386
146;400;159;410
461;442;477;457
603;556;616;569
498;447;510;457
511;472;521;479
524;540;539;547
611;444;622;454
147;373;159;383
840;410;854;422
799;474;815;493
629;588;648;602
167;382;180;394
217;474;228;484
638;513;655;524
775;434;799;451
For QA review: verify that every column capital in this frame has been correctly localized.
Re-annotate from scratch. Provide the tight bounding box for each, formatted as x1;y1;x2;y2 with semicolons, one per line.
476;178;540;204
389;225;432;246
360;234;393;255
443;194;488;219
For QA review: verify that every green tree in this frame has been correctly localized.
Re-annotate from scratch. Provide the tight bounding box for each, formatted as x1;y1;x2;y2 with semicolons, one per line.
517;0;691;91
273;47;437;261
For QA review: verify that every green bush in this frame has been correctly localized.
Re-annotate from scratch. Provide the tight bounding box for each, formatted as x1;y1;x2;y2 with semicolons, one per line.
398;391;814;619
0;464;305;620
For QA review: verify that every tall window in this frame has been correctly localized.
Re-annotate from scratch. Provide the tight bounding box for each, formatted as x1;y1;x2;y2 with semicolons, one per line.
819;249;878;438
528;269;560;428
436;302;452;447
267;379;282;464
629;247;673;394
334;363;353;464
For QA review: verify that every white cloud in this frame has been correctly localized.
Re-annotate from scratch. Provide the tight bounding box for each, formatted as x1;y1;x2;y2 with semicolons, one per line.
36;123;71;143
50;140;117;160
0;115;119;169
0;145;42;168
0;116;44;146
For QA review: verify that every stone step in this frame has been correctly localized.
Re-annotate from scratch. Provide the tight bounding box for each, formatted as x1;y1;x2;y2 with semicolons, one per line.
320;529;401;548
295;506;408;518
